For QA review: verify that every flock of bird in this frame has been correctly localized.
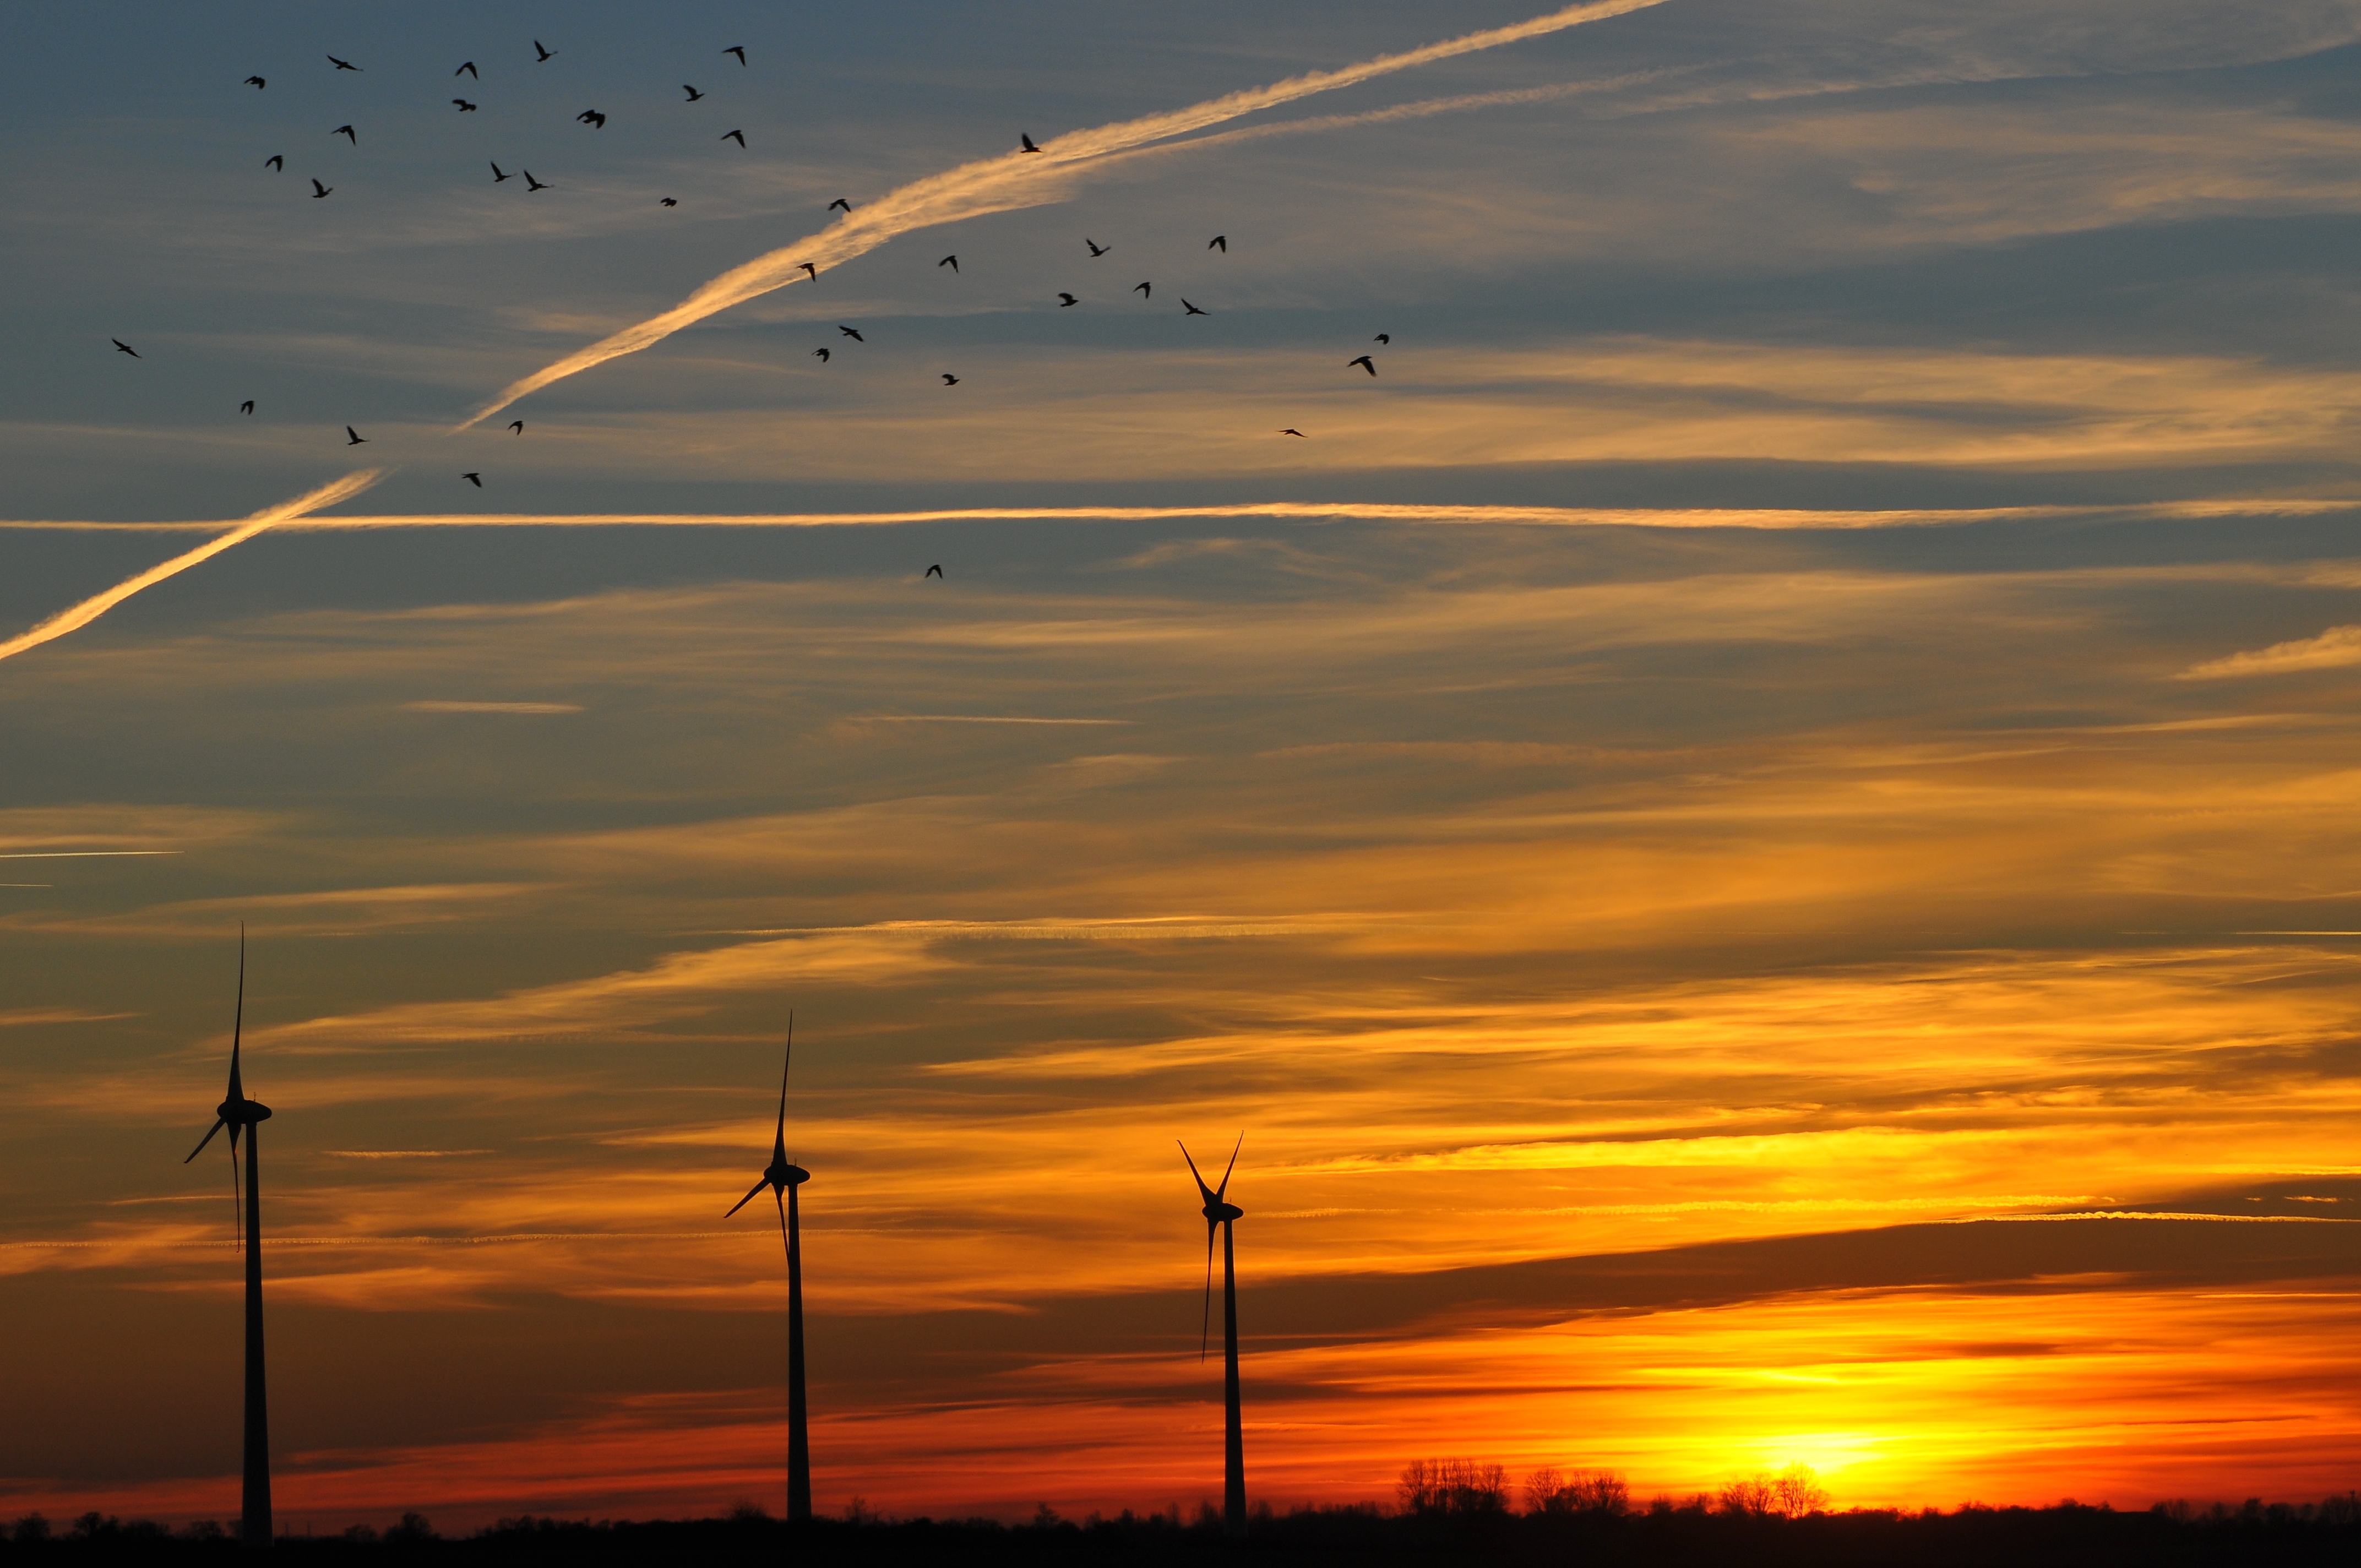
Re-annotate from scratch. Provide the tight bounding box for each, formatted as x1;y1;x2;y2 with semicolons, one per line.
110;37;1399;513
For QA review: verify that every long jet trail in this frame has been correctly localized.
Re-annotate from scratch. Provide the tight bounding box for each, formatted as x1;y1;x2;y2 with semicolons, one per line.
0;470;383;665
17;500;2346;535
457;0;1669;428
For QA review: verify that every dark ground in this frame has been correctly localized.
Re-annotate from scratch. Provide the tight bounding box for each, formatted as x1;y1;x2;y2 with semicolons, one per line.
8;1500;2361;1567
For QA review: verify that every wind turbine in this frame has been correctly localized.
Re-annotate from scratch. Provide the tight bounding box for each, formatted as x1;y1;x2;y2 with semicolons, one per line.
184;930;273;1547
1180;1135;1247;1537
726;1016;812;1522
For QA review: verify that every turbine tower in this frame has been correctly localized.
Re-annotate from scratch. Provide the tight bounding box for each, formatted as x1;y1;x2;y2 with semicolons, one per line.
726;1016;812;1522
184;932;273;1548
1180;1136;1247;1537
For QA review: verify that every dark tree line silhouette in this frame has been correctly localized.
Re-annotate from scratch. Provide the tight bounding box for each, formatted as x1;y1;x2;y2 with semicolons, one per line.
1395;1460;1820;1520
9;1487;2361;1565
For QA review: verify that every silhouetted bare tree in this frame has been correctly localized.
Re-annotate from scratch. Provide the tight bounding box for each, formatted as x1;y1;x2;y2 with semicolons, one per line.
1773;1463;1830;1517
1718;1464;1829;1518
1527;1466;1631;1516
1399;1458;1510;1516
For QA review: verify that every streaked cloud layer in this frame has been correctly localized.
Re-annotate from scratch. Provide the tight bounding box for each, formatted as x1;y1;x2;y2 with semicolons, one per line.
8;0;2361;1536
460;0;1670;426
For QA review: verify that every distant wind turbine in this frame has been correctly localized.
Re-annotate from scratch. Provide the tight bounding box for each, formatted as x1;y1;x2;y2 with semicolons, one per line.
1180;1136;1248;1537
725;1016;813;1522
184;930;274;1547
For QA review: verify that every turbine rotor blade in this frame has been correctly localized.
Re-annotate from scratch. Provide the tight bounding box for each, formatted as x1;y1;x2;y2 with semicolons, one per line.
773;1011;792;1160
724;1175;770;1218
1199;1209;1218;1360
1177;1140;1216;1204
226;925;246;1101
1216;1131;1243;1200
1200;1219;1217;1362
776;1186;791;1264
185;1117;227;1163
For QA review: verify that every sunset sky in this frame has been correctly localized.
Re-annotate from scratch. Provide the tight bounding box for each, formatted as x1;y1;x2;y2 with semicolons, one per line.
11;0;2361;1532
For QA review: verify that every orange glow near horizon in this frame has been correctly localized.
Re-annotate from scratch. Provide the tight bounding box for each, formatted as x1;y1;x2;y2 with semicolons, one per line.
14;1271;2361;1529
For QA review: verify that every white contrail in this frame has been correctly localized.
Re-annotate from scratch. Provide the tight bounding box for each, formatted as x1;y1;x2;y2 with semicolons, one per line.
455;0;1670;428
1082;68;1691;175
0;469;383;665
14;499;2352;534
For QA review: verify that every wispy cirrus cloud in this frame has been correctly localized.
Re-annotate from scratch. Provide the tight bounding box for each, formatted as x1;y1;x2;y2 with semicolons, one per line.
401;700;585;714
2180;625;2361;680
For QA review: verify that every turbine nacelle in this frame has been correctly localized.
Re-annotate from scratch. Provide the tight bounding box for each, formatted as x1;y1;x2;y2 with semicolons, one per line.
725;1017;811;1217
187;932;266;1165
188;1095;271;1162
1179;1135;1243;1214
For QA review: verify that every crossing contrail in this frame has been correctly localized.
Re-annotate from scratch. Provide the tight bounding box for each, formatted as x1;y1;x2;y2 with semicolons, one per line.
0;469;383;665
456;0;1670;429
13;499;2346;535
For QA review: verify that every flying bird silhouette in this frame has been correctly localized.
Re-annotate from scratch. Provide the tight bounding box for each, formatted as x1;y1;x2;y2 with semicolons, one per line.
344;426;366;445
327;55;359;71
838;325;864;341
724;46;747;64
1133;281;1151;298
812;347;830;362
660;197;677;206
925;564;943;578
577;110;606;128
112;339;139;358
523;170;548;190
1209;235;1227;251
1086;238;1108;256
245;76;266;89
508;421;524;433
456;62;477;79
453;99;477;111
241;401;255;415
723;128;746;146
1348;355;1376;375
939;255;958;273
1020;133;1040;153
683;84;704;101
534;40;556;62
1057;292;1078;307
1374;333;1390;344
1183;299;1207;315
1280;428;1306;437
798;262;818;281
333;124;356;143
310;178;333;198
264;155;282;170
489;161;513;182
463;472;482;487
828;197;851;212
941;373;959;385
